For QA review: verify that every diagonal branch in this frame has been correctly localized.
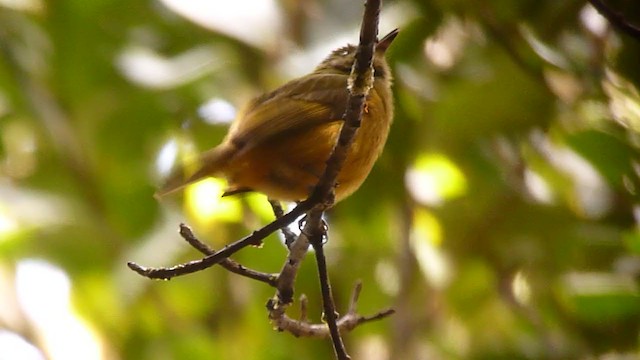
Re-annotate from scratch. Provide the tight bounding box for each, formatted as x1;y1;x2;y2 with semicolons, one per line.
291;1;383;358
127;199;312;279
306;0;382;208
177;223;278;286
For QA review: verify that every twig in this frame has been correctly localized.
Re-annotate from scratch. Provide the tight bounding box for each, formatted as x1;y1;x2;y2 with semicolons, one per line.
275;218;312;304
300;294;309;322
306;0;381;208
308;210;347;358
263;0;386;353
268;206;395;343
346;282;396;325
178;224;278;286
268;282;395;338
588;0;640;40
127;199;313;279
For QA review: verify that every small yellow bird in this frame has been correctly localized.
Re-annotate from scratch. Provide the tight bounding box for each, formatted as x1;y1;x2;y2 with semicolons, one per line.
156;29;397;204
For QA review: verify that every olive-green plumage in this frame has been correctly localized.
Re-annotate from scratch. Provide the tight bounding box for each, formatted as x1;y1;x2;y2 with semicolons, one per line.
156;29;398;203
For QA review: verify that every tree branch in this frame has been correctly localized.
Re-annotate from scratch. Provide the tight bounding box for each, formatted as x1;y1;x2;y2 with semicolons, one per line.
177;223;278;286
306;0;382;208
308;211;347;358
127;199;312;279
268;282;395;338
275;218;312;304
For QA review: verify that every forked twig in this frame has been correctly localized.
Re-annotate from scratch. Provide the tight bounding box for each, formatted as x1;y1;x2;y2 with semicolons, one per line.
178;223;278;286
127;199;313;279
268;281;395;338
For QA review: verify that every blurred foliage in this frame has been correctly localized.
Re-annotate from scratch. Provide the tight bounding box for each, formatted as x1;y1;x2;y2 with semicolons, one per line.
1;0;639;359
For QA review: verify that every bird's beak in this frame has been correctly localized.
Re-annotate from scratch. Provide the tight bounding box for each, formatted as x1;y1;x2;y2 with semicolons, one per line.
376;29;399;54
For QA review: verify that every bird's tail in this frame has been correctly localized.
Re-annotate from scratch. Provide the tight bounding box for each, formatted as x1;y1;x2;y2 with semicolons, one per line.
154;144;236;199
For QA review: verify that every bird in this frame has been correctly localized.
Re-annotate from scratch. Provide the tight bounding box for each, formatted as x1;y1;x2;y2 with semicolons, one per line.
156;29;398;204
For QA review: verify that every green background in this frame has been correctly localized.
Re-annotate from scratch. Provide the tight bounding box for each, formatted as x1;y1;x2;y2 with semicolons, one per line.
1;0;639;359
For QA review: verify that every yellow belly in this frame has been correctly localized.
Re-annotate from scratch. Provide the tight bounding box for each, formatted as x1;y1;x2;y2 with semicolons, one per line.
223;87;392;202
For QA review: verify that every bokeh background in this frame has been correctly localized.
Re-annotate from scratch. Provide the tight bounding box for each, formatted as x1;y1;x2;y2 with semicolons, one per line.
1;0;639;359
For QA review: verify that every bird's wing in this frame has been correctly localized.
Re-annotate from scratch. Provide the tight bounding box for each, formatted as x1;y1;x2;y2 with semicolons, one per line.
229;73;350;153
155;73;351;198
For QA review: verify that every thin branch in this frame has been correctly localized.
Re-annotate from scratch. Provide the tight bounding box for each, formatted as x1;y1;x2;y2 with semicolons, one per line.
161;202;395;344
270;306;396;338
300;294;309;322
290;0;383;357
347;281;363;313
309;0;383;357
268;209;395;342
275;220;312;304
306;0;381;208
268;282;395;338
262;0;386;353
178;224;278;286
127;199;312;279
308;212;347;358
588;0;640;40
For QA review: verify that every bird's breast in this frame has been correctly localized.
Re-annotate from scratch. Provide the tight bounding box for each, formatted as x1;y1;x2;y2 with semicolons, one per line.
224;81;393;202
